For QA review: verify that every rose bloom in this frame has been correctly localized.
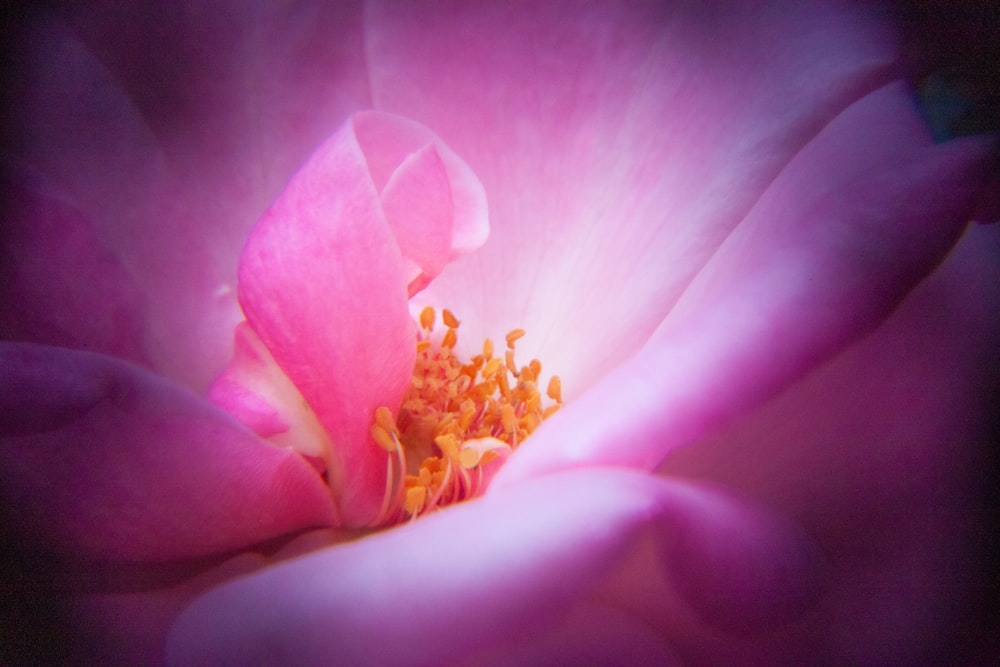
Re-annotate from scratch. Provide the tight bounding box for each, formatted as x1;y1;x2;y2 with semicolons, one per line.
2;2;998;665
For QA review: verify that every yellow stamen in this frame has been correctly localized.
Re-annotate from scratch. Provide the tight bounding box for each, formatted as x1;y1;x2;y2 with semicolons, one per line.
370;309;563;526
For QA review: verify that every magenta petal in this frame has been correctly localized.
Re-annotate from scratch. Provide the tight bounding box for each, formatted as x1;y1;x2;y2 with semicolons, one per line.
237;117;415;527
0;169;149;365
0;343;335;562
166;469;819;664
656;223;1000;663
207;322;335;465
494;81;997;488
208;323;291;440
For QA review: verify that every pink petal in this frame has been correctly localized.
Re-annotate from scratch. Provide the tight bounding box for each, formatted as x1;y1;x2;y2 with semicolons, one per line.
207;323;333;463
236;116;416;527
365;1;901;392
166;468;819;665
0;168;149;365
229;111;489;526
6;5;372;391
493;82;996;489
654;222;1000;664
0;343;335;562
379;144;453;294
354;110;489;267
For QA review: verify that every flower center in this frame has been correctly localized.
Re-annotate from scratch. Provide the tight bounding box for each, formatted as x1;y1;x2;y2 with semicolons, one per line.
370;307;562;525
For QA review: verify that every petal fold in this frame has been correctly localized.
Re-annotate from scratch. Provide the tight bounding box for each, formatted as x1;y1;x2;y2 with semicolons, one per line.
0;343;335;562
208;322;332;461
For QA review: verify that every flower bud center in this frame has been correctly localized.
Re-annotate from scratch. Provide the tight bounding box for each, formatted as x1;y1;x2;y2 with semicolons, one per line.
370;307;562;525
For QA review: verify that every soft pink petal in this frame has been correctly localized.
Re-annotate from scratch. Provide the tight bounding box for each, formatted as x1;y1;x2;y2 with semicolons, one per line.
493;82;995;488
166;469;819;665
0;343;335;562
5;4;371;391
366;1;900;391
237;117;415;527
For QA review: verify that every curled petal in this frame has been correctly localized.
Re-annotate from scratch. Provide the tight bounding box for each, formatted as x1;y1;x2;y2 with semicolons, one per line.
0;343;335;562
236;115;415;526
353;111;489;259
379;144;454;294
228;111;488;526
166;468;820;665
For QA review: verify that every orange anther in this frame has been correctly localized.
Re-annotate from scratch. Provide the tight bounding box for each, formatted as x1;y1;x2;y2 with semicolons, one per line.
419;306;435;331
405;486;427;515
434;433;460;460
459;447;480;469
374;406;396;432
505;328;526;348
369;307;562;525
505;349;518;375
370;423;396;452
547;376;562;403
483;357;502;378
501;404;517;433
497;370;510;397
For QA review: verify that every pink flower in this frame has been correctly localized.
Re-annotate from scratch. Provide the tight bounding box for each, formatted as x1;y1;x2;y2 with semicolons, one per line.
1;2;997;664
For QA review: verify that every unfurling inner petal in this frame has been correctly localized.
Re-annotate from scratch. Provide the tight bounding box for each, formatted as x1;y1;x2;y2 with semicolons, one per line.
209;112;488;527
